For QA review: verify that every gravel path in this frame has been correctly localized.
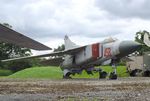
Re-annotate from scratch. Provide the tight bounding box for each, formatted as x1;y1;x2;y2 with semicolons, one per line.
0;77;150;101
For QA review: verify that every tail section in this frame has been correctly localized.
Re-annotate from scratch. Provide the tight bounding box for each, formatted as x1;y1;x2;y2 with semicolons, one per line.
64;35;79;50
144;32;150;47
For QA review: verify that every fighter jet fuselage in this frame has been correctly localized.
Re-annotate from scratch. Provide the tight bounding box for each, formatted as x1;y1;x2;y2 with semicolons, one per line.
60;36;141;79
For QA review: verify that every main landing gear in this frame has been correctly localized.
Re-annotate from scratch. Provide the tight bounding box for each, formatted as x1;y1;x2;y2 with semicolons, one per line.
109;63;118;80
98;61;118;80
62;65;118;80
98;68;117;80
98;69;107;79
63;69;72;79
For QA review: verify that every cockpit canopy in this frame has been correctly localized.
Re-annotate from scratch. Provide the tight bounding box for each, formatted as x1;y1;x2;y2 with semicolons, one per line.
102;37;118;43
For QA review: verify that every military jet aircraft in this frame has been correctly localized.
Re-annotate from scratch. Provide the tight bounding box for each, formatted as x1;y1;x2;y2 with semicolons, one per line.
0;24;149;79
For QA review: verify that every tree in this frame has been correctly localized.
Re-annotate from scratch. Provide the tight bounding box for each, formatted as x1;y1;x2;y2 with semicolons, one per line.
135;30;150;55
0;23;32;71
0;23;31;60
54;44;65;52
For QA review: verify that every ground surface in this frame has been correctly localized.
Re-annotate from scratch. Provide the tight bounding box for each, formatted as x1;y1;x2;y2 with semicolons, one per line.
0;78;150;101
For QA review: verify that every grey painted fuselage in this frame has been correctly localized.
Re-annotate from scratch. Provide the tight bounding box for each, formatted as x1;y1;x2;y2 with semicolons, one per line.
61;37;141;75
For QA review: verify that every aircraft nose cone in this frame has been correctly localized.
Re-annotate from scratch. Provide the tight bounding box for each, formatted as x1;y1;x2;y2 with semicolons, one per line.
119;41;142;56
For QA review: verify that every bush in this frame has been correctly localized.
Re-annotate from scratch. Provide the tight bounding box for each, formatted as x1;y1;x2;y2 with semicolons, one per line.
3;60;32;72
0;69;13;76
2;58;43;72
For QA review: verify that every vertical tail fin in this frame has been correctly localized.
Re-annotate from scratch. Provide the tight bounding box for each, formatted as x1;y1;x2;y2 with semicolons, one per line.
64;35;79;50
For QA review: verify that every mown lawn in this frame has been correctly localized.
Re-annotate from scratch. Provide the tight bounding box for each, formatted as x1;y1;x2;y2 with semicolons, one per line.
8;66;63;79
7;66;129;79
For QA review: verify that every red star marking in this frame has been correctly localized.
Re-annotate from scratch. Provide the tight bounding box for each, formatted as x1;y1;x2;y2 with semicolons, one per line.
104;48;111;57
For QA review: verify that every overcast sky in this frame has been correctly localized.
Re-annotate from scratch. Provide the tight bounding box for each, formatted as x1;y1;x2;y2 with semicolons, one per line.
0;0;150;54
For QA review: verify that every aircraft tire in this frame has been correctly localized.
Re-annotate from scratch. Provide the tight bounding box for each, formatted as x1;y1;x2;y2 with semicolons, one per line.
99;71;107;79
109;72;117;80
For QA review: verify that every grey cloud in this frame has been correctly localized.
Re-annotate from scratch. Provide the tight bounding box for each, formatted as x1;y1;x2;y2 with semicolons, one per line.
0;0;140;42
0;0;73;38
95;0;150;19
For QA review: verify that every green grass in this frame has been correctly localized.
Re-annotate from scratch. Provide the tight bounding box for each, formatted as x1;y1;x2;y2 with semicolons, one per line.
8;66;129;79
8;66;63;79
101;66;129;77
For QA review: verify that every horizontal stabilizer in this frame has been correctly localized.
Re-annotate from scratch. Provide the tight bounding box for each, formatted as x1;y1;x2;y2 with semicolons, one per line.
0;24;51;50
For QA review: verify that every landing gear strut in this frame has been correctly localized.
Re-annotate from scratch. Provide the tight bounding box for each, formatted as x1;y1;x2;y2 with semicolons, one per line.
109;63;118;80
